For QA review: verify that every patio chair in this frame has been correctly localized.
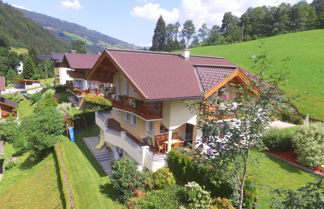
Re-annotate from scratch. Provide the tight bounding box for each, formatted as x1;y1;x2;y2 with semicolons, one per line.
155;136;166;153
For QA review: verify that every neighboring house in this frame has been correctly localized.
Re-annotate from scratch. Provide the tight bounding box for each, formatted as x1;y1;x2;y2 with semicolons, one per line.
16;61;24;75
87;49;252;171
52;53;73;86
0;97;18;119
62;53;100;96
12;78;41;90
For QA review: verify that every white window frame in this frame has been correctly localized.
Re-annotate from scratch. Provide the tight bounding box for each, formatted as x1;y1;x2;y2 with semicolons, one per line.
146;121;153;135
125;112;136;127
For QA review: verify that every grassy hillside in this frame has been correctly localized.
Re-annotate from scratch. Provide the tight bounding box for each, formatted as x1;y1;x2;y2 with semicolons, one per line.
0;2;71;53
0;146;64;209
190;30;324;120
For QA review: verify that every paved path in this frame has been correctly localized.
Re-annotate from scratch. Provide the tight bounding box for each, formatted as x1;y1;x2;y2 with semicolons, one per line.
82;137;114;176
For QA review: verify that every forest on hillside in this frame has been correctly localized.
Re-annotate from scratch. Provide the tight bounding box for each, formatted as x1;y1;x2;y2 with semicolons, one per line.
150;0;324;51
0;1;71;54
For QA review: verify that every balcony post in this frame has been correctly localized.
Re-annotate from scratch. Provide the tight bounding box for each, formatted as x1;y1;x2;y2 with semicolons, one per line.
167;130;173;152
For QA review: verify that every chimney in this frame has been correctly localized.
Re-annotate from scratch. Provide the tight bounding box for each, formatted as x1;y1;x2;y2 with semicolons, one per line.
182;48;190;60
70;50;77;54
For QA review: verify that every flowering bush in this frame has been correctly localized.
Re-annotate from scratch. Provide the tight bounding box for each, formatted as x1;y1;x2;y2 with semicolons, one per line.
292;123;324;167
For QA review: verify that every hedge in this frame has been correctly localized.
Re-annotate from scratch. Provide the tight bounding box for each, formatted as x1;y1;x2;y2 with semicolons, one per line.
167;150;233;198
54;139;78;209
262;126;299;151
74;111;95;130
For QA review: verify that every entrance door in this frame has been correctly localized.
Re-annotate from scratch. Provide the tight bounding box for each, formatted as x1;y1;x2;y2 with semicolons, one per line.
185;123;194;141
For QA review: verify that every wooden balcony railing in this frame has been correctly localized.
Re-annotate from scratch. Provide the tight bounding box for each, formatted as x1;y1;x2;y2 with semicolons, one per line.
106;95;162;120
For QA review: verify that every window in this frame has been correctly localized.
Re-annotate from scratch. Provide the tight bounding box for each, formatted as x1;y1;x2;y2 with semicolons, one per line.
132;115;137;127
125;112;136;127
130;86;138;97
125;112;131;123
147;121;153;134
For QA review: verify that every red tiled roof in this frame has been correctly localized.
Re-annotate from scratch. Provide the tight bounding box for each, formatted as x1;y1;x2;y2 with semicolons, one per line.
195;66;236;92
98;49;247;100
64;54;100;70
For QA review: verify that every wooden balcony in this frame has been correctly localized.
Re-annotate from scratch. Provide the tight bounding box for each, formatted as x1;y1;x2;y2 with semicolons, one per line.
106;95;162;120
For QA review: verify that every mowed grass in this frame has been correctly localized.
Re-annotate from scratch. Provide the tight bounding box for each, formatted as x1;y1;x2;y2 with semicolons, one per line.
0;146;64;209
190;30;324;120
249;151;316;208
59;125;124;209
18;99;34;119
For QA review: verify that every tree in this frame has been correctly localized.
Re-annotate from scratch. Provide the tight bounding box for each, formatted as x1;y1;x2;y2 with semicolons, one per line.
221;12;241;42
165;23;180;51
206;25;222;45
71;40;87;53
290;1;317;31
198;23;209;42
271;3;292;34
182;20;196;47
22;55;37;79
187;50;287;208
0;37;10;49
19;107;64;157
151;16;166;51
190;35;200;48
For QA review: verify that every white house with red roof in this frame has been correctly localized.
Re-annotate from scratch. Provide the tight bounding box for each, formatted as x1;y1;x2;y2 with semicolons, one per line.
88;49;252;171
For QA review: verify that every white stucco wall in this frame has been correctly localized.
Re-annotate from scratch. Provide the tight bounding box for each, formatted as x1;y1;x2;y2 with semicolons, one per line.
59;67;73;85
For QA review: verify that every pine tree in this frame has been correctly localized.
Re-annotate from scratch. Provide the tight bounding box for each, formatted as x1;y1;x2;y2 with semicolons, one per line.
151;16;166;51
23;56;36;79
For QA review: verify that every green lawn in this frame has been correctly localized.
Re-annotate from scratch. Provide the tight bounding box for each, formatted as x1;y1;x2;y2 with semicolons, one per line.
249;151;316;208
59;125;124;209
18;99;34;119
0;144;64;209
190;30;324;120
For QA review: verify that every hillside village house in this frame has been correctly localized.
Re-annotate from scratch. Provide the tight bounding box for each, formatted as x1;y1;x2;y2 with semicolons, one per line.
87;49;252;171
0;96;18;119
52;53;74;86
12;78;41;90
62;53;100;97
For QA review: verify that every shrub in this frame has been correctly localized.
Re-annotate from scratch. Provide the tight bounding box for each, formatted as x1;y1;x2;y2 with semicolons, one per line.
292;123;324;167
56;102;72;116
111;158;145;203
34;89;58;113
280;111;303;125
28;92;42;104
134;184;182;209
0;119;19;143
168;150;233;198
83;93;112;110
144;168;176;190
178;181;211;209
262;127;298;151
211;197;235;209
